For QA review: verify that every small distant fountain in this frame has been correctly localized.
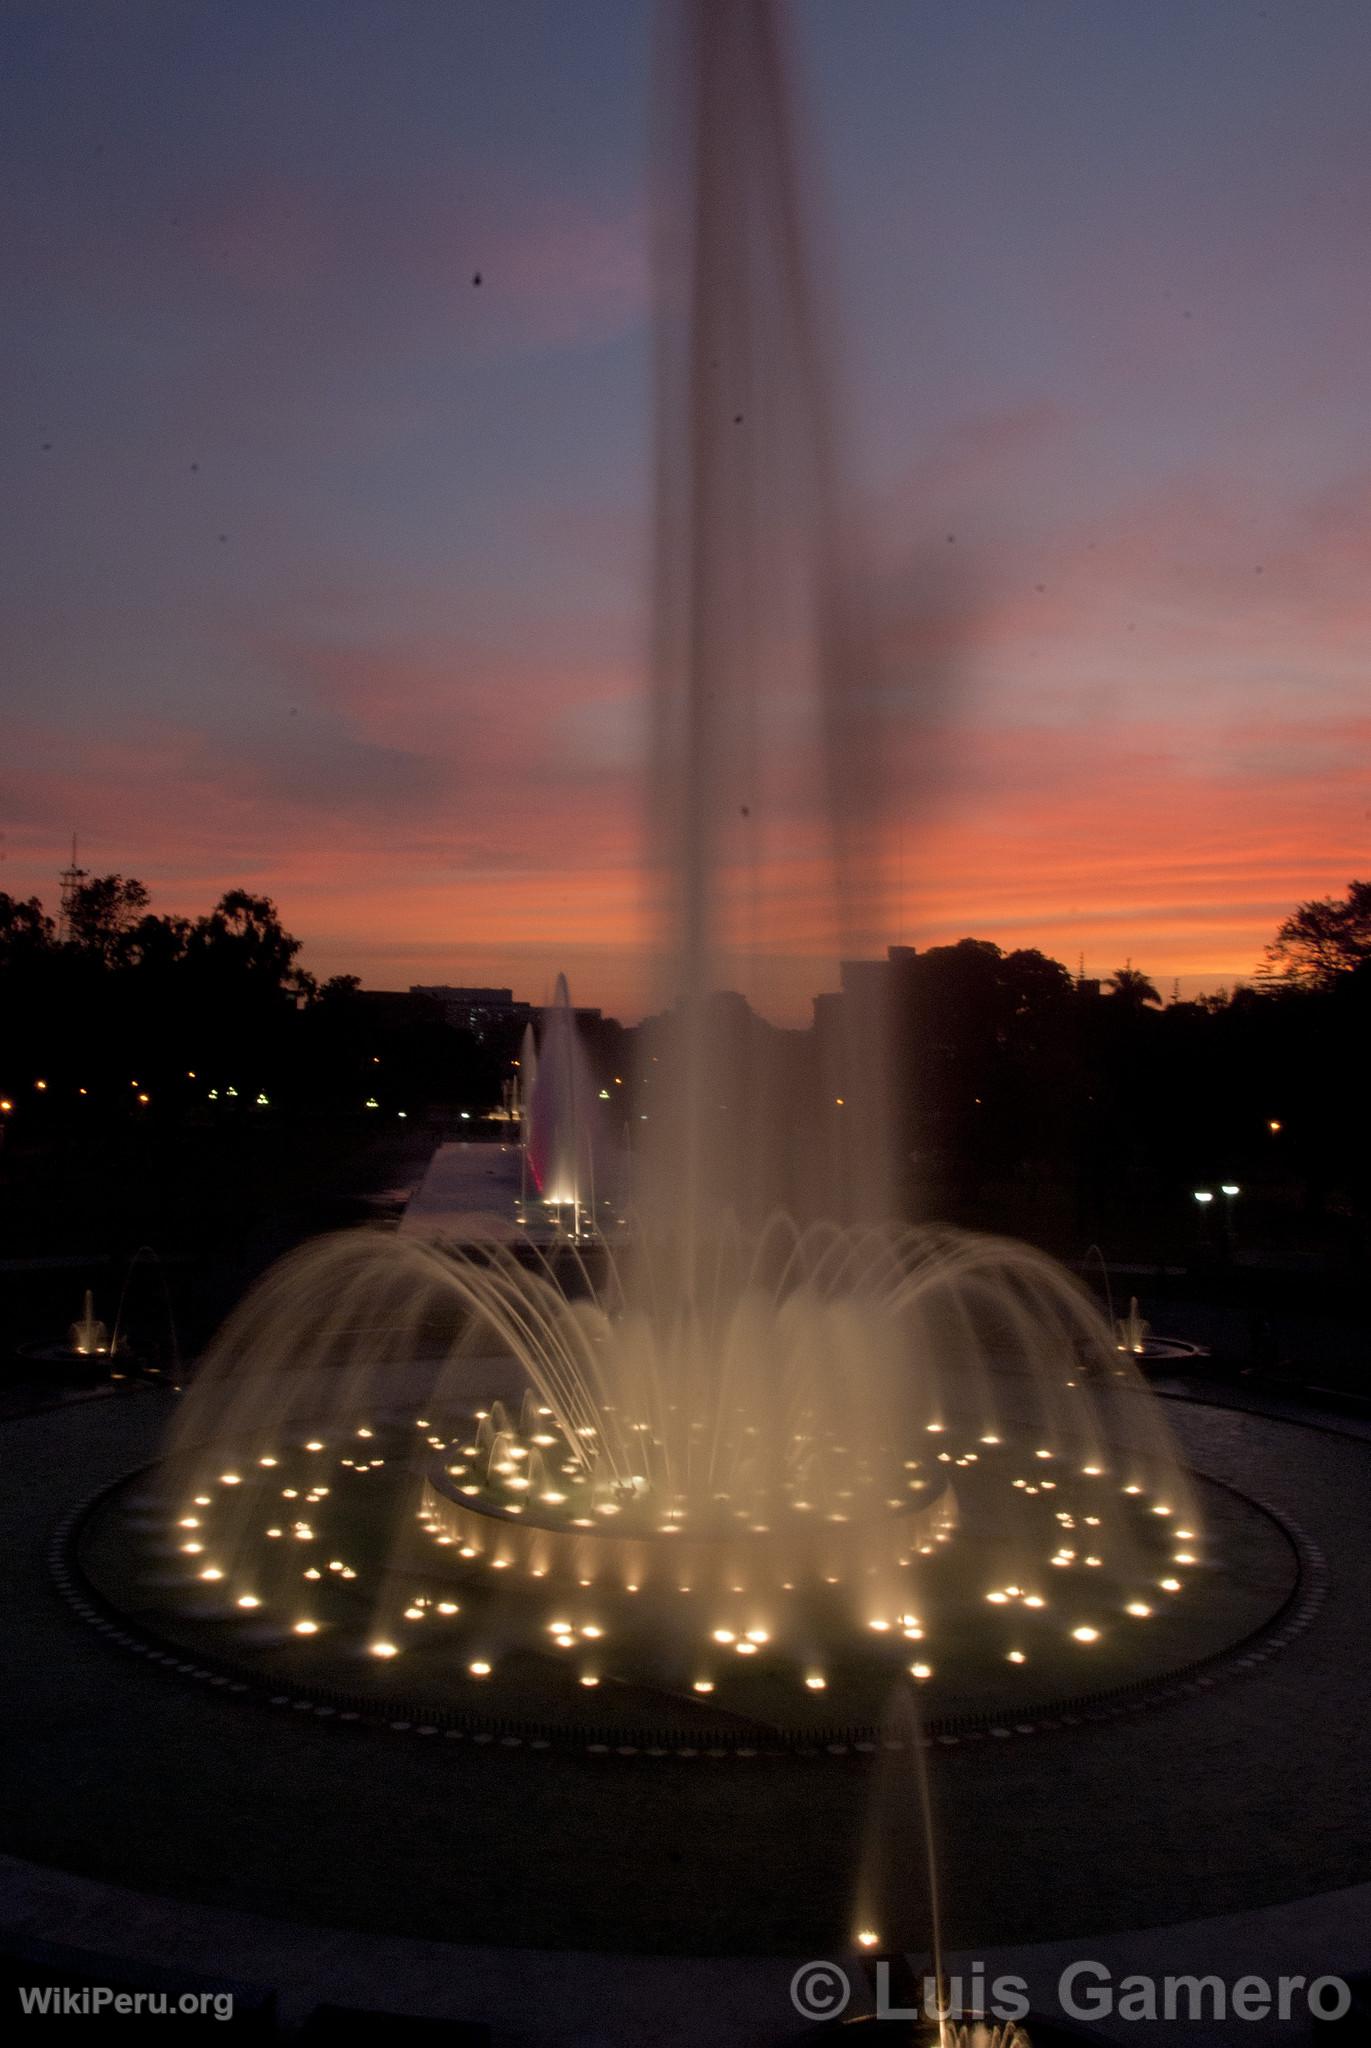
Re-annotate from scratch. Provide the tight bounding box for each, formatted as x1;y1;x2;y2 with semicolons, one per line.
1115;1296;1149;1356
70;1288;110;1358
525;974;601;1240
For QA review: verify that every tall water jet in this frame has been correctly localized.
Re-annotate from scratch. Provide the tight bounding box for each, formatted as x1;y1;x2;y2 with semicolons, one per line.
642;0;891;1240
526;974;600;1236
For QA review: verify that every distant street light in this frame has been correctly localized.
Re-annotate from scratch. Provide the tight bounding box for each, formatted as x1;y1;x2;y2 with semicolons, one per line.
1220;1183;1240;1197
1193;1190;1214;1205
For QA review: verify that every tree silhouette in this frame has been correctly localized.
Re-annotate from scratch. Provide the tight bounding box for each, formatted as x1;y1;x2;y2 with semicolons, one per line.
1263;879;1371;988
1106;964;1161;1008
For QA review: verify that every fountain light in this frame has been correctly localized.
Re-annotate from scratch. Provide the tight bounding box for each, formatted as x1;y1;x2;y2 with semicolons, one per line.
236;1595;260;1609
293;1620;319;1635
692;1679;714;1693
370;1641;398;1658
1007;1650;1026;1664
198;1567;223;1581
1126;1602;1152;1618
1071;1626;1100;1643
468;1661;491;1678
910;1663;932;1680
805;1675;826;1690
1160;1577;1182;1592
855;1930;880;1950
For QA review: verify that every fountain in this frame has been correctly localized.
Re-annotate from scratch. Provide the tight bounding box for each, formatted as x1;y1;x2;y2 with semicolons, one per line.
69;1288;110;1359
104;0;1223;1744
524;974;602;1239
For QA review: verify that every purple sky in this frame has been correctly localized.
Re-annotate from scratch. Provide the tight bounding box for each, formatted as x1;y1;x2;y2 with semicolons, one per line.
3;0;1368;1018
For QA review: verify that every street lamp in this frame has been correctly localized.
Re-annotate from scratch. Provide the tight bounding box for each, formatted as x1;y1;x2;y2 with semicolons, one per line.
1193;1190;1214;1205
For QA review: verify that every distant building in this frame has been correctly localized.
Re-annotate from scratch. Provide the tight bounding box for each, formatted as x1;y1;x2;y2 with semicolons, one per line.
410;985;532;1043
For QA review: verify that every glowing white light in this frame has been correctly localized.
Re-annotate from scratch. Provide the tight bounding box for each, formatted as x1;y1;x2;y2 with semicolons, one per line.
1007;1650;1026;1664
198;1567;224;1581
293;1620;319;1635
236;1595;260;1609
692;1679;714;1694
1071;1626;1100;1643
856;1930;880;1950
1126;1602;1152;1618
370;1641;398;1658
805;1675;826;1690
910;1663;932;1680
468;1661;491;1677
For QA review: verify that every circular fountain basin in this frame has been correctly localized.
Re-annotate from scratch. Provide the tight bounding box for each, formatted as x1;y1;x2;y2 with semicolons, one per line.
74;1397;1300;1748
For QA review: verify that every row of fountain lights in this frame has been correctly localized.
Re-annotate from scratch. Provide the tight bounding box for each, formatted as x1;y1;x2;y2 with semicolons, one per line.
169;1417;1199;1694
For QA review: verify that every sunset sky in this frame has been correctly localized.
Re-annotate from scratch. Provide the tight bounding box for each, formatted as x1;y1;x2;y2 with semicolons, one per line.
4;0;1368;1021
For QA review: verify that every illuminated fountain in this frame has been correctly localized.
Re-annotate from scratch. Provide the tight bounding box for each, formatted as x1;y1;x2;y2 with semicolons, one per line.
70;1288;111;1359
522;973;601;1239
116;0;1221;1736
151;1217;1204;1723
